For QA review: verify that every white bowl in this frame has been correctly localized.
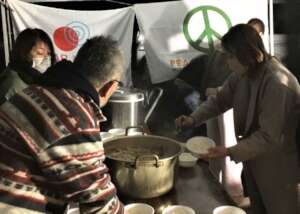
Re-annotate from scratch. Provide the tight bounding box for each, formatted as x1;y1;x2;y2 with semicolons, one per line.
66;208;80;214
108;128;126;137
213;205;246;214
162;205;195;214
179;152;198;167
100;132;114;142
124;203;154;214
186;136;216;156
127;130;145;136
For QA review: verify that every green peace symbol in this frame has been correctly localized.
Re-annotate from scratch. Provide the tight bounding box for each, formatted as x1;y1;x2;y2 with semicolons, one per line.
183;5;232;53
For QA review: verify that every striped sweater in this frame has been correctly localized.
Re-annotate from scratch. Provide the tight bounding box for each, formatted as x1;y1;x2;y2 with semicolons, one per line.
0;85;123;214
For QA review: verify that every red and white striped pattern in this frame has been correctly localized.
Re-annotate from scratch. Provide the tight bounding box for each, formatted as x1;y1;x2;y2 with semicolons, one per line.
0;85;123;214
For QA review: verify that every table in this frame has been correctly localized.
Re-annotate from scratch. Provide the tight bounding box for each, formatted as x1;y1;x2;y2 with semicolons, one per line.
121;160;237;214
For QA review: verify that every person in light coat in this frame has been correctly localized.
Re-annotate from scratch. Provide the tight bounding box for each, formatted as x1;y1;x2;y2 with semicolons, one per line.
175;24;300;214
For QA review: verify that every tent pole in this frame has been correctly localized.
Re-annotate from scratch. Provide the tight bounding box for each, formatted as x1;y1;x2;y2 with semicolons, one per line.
269;0;274;55
0;0;9;8
1;0;10;66
6;2;13;51
101;0;131;6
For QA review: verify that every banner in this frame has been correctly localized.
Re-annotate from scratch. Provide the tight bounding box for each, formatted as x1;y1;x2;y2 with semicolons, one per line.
8;0;135;85
135;0;270;84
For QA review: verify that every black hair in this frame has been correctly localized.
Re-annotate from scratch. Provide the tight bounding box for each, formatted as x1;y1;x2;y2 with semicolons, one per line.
73;35;123;88
10;28;56;68
247;18;265;34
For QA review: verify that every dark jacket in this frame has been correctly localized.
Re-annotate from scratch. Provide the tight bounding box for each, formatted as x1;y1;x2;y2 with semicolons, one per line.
0;63;41;104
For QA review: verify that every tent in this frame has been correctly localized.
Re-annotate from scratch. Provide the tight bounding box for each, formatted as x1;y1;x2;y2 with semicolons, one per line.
1;0;274;65
1;0;275;85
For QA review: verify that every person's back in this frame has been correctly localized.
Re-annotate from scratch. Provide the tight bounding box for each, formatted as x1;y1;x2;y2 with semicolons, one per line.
0;36;124;214
0;84;123;213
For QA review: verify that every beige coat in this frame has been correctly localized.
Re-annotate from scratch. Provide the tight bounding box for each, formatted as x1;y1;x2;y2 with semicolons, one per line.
191;58;300;214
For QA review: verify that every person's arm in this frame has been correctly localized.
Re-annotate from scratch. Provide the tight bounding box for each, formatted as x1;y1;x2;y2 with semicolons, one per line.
0;71;12;104
0;70;28;105
190;72;238;126
37;130;123;214
228;78;296;163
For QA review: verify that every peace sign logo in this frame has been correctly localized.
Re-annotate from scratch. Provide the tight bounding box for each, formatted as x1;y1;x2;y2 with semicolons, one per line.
183;5;232;53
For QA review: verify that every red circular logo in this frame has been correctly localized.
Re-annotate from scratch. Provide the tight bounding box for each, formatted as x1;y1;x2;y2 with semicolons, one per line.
53;27;79;52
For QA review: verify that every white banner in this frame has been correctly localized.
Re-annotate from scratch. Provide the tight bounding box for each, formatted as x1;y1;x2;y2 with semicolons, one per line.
135;0;270;84
8;0;135;85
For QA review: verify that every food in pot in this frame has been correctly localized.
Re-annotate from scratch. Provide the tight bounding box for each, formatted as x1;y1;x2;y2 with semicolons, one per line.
106;146;163;162
104;135;181;198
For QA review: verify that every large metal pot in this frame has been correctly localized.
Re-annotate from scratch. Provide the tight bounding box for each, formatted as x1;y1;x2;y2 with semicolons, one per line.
104;134;182;199
103;87;163;129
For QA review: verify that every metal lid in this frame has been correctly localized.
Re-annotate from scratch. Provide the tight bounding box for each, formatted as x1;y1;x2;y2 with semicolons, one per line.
109;87;144;102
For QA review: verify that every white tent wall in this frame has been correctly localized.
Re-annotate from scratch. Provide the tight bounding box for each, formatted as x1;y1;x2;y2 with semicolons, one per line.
1;0;300;82
1;1;10;67
2;0;136;85
19;0;129;2
2;0;273;63
1;0;14;68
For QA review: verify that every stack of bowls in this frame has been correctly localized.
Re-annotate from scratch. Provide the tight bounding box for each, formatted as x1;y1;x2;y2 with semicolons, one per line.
178;152;198;167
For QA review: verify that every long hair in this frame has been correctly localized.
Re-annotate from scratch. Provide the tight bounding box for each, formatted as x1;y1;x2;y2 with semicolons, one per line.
221;24;270;76
10;28;56;68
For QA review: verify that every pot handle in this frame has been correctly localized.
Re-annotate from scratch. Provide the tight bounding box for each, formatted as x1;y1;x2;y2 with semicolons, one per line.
134;155;163;168
144;87;163;124
125;126;145;136
114;88;125;94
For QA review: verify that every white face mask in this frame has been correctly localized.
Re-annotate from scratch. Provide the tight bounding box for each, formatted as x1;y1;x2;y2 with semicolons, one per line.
32;56;51;73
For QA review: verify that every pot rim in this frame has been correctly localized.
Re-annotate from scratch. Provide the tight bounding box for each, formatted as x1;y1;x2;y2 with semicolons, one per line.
104;134;183;163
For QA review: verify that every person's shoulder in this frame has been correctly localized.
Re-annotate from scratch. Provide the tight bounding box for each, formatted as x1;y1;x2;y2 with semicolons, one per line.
266;58;295;81
0;67;27;99
8;70;28;89
40;85;87;106
227;69;244;81
264;58;300;92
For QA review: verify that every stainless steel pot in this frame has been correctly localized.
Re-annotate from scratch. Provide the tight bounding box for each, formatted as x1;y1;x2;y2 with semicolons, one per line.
103;87;163;129
104;134;182;199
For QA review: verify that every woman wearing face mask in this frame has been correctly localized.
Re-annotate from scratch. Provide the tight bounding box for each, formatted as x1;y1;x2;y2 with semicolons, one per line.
0;28;56;104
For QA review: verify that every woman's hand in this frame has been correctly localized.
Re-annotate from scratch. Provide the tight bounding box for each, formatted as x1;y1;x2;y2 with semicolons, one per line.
175;115;195;129
200;146;228;160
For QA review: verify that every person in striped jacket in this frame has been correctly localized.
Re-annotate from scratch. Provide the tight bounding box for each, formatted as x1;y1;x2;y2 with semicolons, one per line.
0;36;125;213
